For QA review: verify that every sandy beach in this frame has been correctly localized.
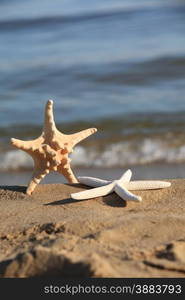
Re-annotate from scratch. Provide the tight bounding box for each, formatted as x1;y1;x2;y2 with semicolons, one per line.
0;179;185;278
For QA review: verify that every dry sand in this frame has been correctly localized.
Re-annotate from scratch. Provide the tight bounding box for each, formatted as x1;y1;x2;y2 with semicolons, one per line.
0;180;185;278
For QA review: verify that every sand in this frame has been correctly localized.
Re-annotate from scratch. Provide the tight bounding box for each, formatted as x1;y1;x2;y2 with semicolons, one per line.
0;180;185;278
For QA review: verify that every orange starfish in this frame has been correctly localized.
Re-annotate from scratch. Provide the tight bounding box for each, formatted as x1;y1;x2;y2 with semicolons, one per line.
11;100;97;195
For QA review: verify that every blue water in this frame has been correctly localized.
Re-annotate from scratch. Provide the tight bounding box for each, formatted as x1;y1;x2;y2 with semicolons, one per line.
0;0;185;127
0;0;185;170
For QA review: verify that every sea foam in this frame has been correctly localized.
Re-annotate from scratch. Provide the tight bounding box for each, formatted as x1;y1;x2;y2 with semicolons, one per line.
1;138;185;171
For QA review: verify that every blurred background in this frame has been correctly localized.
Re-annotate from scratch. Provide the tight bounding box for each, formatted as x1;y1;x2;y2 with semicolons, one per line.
0;0;185;185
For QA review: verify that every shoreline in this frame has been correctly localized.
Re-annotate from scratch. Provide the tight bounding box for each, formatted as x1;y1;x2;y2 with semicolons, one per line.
0;163;185;186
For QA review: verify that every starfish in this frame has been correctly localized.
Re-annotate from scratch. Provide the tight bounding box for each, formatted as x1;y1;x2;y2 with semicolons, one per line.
11;100;97;195
71;169;171;202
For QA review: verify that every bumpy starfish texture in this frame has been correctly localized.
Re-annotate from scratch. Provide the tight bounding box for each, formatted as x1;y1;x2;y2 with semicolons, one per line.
71;169;171;202
11;100;97;195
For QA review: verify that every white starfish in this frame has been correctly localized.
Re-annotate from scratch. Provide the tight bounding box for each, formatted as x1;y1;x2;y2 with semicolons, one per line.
71;169;171;202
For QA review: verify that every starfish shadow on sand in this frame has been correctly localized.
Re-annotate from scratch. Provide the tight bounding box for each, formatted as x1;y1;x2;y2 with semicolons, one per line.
45;197;88;206
44;192;127;207
102;194;127;207
65;183;90;189
0;185;27;193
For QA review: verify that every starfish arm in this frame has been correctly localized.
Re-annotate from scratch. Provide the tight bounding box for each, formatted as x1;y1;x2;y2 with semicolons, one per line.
69;128;97;146
71;182;115;200
26;169;49;195
78;176;111;187
43;99;57;136
118;169;132;184
124;180;171;191
11;137;43;152
57;164;78;183
77;169;132;188
115;182;142;202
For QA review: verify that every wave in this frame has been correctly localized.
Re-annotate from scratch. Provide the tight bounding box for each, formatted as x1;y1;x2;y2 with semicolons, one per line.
1;138;185;171
0;9;139;32
1;2;183;32
79;56;185;85
1;111;185;140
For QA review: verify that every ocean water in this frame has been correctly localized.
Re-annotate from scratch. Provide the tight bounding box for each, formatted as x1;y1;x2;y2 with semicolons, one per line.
0;0;185;175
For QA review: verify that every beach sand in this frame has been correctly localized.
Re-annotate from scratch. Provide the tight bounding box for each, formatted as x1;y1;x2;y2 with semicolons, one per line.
0;179;185;278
